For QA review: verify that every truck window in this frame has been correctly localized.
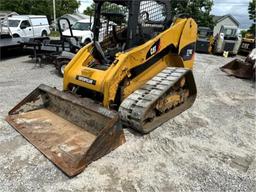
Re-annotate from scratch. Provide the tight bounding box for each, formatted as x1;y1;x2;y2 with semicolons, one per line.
31;18;49;26
20;20;31;28
72;22;91;30
7;20;20;27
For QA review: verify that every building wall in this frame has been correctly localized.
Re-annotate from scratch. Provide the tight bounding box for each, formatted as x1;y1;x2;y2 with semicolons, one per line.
213;17;239;36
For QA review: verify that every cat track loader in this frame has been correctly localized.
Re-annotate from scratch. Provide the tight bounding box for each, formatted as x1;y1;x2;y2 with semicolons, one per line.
195;27;214;53
239;33;255;54
213;25;242;56
6;0;198;177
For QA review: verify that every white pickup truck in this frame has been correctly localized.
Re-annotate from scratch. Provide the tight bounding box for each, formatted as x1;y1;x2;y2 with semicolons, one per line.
62;18;93;45
61;18;115;45
3;15;50;38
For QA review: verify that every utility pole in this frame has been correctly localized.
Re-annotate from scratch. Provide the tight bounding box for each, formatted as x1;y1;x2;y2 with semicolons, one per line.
53;0;56;31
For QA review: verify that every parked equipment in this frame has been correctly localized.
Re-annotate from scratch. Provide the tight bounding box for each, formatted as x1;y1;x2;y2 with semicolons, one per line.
7;0;198;177
213;25;242;55
0;15;51;57
62;18;93;45
195;27;214;53
221;48;256;80
0;16;23;53
22;18;80;76
239;33;255;54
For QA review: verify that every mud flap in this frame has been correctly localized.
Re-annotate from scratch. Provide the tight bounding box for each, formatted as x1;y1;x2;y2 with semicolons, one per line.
6;84;125;177
220;59;254;79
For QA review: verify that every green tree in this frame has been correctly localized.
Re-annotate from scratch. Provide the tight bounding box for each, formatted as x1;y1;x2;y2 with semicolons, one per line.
240;30;247;37
83;2;127;24
170;0;215;28
248;0;255;36
83;1;214;27
0;0;79;21
83;3;95;16
55;0;80;18
83;2;127;16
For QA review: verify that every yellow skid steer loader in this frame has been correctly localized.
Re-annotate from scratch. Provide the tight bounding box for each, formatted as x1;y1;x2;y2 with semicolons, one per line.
7;0;198;177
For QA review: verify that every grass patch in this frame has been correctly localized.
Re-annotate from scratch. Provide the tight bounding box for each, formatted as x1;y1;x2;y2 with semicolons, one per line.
50;31;60;37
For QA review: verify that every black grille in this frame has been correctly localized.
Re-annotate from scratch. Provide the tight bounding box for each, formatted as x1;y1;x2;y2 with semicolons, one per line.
224;42;235;52
99;2;128;42
138;1;167;40
140;1;166;22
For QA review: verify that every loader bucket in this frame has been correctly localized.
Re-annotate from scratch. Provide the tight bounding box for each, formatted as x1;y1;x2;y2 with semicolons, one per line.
220;59;254;79
6;84;125;177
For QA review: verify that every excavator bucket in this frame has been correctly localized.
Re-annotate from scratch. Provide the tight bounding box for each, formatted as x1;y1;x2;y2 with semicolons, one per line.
220;59;254;79
6;84;125;177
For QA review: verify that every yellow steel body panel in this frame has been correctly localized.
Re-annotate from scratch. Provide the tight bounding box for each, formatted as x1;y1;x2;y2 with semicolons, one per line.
63;18;197;108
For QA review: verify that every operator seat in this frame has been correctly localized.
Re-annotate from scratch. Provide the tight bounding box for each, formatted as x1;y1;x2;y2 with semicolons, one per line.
91;41;109;65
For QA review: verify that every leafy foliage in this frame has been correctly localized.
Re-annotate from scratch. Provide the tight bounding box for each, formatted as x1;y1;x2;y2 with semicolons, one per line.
83;2;127;24
248;0;256;22
83;2;127;16
84;0;214;28
0;0;80;21
170;0;215;28
248;0;255;36
240;30;247;37
83;3;95;16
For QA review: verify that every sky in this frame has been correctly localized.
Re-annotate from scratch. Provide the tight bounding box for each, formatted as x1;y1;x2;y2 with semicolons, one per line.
212;0;251;29
78;0;252;29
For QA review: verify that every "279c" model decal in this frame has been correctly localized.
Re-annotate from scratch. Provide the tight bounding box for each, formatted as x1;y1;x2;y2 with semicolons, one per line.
179;43;196;61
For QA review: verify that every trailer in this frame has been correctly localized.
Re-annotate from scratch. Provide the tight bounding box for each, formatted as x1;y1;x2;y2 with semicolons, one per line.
0;17;23;58
22;18;81;76
0;14;50;58
0;35;22;49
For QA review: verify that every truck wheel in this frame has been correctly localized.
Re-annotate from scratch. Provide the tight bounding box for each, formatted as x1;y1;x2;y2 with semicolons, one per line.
41;31;48;37
85;39;91;44
81;39;91;46
56;60;69;77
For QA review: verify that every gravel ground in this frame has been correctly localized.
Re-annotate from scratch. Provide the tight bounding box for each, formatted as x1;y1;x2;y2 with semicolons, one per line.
0;54;255;192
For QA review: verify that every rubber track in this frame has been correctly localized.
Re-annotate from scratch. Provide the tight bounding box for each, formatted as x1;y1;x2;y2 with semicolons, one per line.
119;67;189;133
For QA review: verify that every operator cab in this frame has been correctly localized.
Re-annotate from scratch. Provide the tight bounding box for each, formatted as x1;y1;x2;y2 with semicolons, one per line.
198;27;213;39
90;0;171;69
220;26;239;40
